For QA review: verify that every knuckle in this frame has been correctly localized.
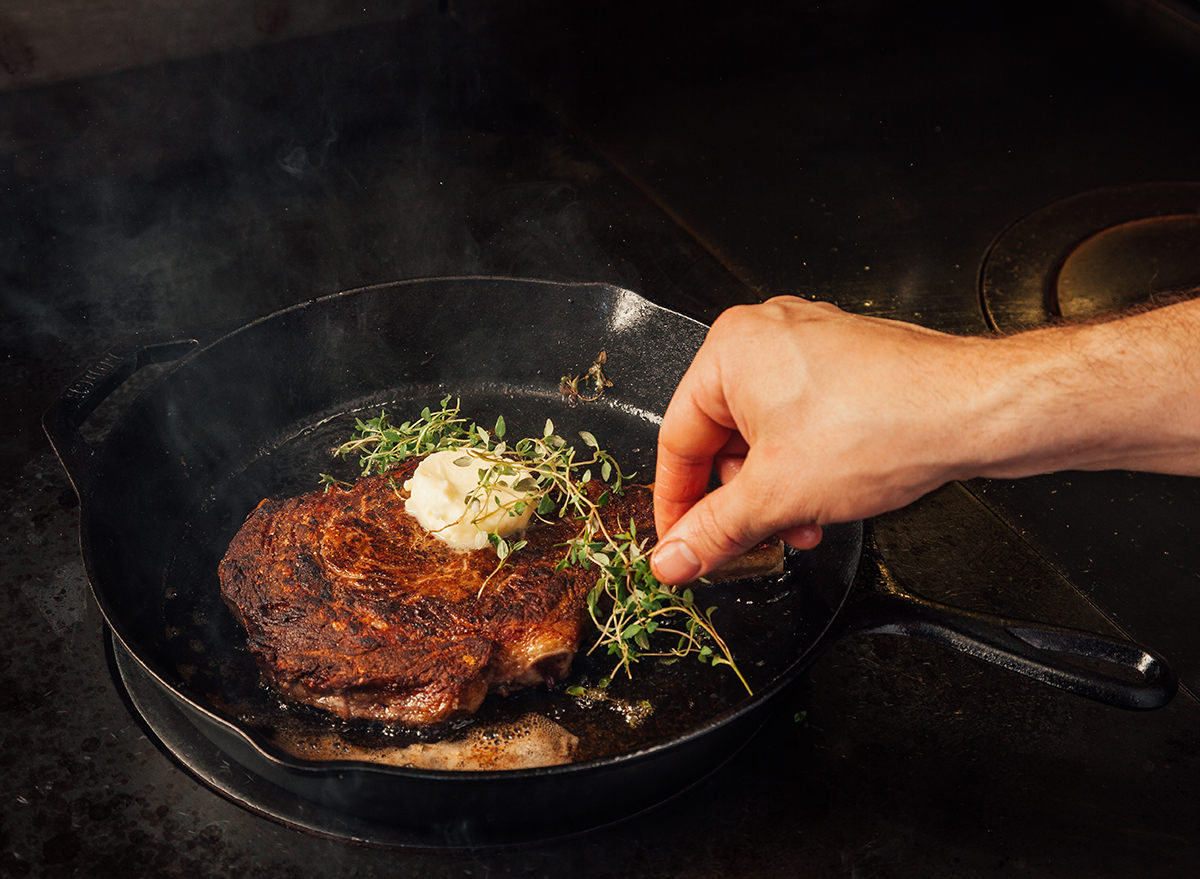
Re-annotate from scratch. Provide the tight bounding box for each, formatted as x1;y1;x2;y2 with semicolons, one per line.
708;304;750;336
686;499;760;558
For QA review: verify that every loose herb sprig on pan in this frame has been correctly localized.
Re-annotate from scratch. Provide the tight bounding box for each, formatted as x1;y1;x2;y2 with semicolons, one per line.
559;348;613;404
320;397;750;693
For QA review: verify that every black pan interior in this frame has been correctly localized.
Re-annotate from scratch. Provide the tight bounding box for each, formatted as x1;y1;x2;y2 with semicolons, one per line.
77;279;857;801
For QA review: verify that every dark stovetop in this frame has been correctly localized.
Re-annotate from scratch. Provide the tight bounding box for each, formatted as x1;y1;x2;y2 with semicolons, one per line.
4;1;1200;875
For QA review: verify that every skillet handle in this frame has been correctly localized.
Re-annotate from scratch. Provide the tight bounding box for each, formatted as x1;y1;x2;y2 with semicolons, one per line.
42;333;203;494
844;582;1177;710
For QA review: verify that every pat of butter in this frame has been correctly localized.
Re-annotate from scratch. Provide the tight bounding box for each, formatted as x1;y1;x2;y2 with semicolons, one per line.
404;449;535;551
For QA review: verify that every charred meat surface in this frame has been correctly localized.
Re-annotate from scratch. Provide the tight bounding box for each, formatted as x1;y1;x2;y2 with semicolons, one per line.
218;458;651;727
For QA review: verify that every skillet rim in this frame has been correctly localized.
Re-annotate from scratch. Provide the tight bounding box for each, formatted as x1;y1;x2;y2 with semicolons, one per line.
56;275;864;783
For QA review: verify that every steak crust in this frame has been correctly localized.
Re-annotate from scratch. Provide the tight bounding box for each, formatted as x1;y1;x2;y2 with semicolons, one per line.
218;457;651;727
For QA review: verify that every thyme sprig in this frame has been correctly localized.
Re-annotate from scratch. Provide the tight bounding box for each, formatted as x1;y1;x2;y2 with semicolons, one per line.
559;349;613;404
320;397;750;692
573;520;750;692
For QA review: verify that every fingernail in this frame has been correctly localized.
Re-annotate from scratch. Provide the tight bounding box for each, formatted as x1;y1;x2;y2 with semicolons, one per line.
653;540;702;584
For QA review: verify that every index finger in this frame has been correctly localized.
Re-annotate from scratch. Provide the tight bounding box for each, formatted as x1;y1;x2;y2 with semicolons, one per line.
653;377;735;539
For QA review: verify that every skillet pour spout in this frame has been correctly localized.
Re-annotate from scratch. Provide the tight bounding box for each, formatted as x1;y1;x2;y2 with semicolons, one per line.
42;277;1176;844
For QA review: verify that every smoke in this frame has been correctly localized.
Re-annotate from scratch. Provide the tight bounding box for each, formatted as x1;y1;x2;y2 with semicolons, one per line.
1;8;645;484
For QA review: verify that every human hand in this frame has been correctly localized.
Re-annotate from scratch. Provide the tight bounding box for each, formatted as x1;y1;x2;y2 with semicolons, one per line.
650;296;990;584
650;293;1200;584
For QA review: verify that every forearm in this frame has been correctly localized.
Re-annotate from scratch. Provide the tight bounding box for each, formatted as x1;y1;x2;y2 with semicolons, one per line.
963;297;1200;480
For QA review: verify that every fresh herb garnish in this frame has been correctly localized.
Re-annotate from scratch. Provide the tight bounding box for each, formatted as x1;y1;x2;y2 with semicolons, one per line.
320;397;750;693
559;349;613;404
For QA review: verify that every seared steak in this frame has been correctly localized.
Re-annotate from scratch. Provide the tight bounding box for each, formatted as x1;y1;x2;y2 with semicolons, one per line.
218;457;650;727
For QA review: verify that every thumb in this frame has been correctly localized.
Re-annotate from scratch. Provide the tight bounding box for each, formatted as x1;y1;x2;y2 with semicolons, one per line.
650;478;778;585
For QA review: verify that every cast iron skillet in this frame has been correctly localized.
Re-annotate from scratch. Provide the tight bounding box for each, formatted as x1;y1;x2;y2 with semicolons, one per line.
44;278;1175;843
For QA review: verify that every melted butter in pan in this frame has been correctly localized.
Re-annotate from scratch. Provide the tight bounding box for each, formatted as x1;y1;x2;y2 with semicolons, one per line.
276;712;579;770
